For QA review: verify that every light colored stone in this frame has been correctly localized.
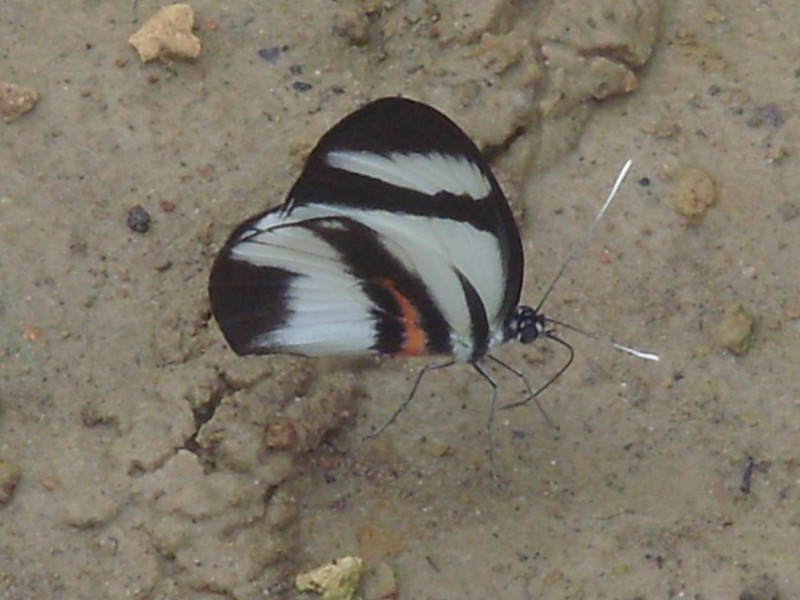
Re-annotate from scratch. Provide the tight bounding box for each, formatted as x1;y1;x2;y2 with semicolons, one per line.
716;303;756;356
296;556;365;600
0;82;38;123
665;167;717;226
129;3;201;63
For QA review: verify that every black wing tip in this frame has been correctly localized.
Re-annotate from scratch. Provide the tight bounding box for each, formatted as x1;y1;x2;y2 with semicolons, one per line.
208;252;296;357
309;96;483;162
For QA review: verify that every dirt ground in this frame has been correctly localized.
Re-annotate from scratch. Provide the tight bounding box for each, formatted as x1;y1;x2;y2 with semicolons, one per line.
2;1;799;598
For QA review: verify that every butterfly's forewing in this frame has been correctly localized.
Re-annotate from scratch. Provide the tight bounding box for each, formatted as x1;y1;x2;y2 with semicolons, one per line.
209;97;523;362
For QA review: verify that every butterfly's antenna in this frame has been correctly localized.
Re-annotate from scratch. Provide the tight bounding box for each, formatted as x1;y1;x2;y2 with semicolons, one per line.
364;360;455;440
504;160;655;417
532;158;659;362
535;159;633;314
546;317;660;362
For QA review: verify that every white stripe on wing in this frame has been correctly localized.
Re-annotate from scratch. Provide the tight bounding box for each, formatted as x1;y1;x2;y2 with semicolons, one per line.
231;213;378;355
326;150;492;200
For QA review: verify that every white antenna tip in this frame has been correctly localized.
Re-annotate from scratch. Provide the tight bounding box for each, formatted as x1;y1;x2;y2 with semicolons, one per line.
611;342;660;362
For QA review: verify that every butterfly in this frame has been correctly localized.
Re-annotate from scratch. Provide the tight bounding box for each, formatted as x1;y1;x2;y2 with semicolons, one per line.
207;97;654;450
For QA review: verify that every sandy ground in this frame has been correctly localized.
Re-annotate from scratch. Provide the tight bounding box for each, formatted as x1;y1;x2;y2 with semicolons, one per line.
2;1;799;598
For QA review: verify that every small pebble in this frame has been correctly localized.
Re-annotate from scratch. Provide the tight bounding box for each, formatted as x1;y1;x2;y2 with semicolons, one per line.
0;459;21;504
665;167;716;226
258;46;282;63
0;81;39;123
128;3;201;63
765;144;789;164
716;303;755;356
296;556;364;600
22;326;41;341
784;306;800;320
262;418;298;451
127;205;152;233
40;474;60;491
333;8;371;46
640;118;679;139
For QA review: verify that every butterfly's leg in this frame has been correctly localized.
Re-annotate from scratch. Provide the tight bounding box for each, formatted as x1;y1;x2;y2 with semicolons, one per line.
364;360;455;440
487;354;557;429
471;361;500;480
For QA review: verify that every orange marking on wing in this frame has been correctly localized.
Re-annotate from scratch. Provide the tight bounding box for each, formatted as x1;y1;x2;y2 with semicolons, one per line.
375;278;428;356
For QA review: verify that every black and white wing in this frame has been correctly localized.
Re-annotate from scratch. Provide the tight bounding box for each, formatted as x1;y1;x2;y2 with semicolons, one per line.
208;97;524;363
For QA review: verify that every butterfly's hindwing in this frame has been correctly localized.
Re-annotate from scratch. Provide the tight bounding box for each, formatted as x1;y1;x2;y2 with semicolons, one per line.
210;209;452;356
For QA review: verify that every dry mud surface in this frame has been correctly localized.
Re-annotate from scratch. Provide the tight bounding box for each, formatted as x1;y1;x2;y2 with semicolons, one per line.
1;1;799;598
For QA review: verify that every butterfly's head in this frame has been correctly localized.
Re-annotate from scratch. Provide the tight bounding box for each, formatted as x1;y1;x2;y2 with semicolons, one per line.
509;305;546;345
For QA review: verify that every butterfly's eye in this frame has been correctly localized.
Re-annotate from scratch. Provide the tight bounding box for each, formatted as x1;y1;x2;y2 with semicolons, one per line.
512;305;545;345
